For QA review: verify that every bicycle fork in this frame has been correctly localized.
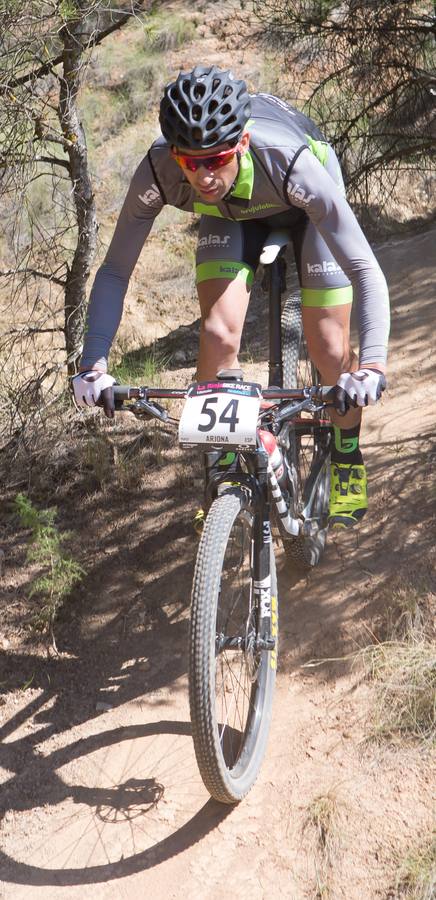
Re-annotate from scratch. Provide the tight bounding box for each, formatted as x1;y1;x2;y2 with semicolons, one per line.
252;449;278;665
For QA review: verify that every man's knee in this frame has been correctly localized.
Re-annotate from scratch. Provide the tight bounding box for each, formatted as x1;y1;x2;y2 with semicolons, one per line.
306;322;354;378
200;314;241;358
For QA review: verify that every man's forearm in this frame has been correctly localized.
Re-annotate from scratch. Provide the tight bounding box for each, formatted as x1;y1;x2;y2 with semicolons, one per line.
80;264;129;371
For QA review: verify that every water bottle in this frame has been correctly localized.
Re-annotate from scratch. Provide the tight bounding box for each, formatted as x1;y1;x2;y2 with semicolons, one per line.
259;429;287;491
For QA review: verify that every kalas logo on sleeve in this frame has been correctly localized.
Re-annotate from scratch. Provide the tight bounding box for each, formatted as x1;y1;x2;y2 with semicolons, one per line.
287;183;315;207
138;184;162;207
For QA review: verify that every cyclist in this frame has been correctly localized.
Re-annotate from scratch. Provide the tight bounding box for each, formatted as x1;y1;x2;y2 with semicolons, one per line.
73;65;389;529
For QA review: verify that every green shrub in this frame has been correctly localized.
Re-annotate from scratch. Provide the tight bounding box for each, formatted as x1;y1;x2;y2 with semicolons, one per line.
112;344;170;386
144;13;196;51
15;493;84;649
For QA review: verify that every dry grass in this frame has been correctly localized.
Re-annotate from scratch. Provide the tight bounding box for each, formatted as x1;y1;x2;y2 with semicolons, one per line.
393;834;436;899
362;578;435;745
303;790;342;899
363;639;435;744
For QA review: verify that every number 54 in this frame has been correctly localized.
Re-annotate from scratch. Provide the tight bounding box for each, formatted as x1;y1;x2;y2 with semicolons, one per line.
198;398;240;433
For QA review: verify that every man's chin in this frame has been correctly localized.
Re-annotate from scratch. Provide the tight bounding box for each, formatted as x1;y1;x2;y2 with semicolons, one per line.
198;187;223;202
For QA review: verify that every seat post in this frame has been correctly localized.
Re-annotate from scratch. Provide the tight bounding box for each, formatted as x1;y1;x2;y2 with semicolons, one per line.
268;257;283;387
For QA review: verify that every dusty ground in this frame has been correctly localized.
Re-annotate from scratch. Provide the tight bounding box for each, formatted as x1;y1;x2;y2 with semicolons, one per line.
0;224;435;899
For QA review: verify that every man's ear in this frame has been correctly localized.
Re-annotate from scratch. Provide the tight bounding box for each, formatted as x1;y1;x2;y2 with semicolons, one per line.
239;131;250;154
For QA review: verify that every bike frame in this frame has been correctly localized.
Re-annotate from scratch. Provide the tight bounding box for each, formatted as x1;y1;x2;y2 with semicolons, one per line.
265;252;287;388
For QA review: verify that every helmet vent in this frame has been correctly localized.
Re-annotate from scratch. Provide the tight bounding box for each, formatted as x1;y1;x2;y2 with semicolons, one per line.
193;83;206;99
192;104;202;121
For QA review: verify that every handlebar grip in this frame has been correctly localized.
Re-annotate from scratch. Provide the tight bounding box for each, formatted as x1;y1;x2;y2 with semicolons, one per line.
318;386;335;402
113;385;141;400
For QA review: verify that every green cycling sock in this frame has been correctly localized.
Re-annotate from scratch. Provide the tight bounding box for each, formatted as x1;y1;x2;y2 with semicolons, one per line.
331;424;363;466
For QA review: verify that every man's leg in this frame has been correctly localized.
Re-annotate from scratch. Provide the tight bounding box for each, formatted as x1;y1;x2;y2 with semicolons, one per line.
195;216;266;380
302;303;360;428
295;139;368;530
196;277;251;381
303;303;367;528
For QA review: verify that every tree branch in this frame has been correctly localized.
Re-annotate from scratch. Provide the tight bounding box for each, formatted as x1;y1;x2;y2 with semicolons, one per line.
0;268;67;287
4;327;64;337
0;1;149;96
34;155;71;171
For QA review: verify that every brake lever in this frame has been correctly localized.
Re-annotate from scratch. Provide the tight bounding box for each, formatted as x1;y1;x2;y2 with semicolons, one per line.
134;398;169;422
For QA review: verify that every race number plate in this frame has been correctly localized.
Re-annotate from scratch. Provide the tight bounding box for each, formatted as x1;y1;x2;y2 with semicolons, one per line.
179;381;262;447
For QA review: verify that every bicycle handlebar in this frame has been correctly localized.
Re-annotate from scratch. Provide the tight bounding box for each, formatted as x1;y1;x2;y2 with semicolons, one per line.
112;384;334;402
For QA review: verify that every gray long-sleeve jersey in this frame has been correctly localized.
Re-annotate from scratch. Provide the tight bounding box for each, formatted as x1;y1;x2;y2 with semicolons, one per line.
82;93;390;370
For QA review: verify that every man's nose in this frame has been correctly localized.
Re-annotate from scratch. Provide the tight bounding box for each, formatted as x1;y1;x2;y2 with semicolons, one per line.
196;165;214;181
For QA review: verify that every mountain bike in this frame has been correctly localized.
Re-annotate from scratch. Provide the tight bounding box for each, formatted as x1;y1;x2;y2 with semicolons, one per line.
113;229;332;804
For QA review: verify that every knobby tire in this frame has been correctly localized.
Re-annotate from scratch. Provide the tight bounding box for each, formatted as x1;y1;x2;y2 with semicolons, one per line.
189;488;277;804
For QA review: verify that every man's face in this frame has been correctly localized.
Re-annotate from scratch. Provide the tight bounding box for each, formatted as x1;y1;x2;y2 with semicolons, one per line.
172;132;250;203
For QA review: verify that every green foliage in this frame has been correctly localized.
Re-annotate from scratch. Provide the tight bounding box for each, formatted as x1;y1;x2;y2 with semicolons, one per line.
58;0;78;21
144;12;196;51
14;493;84;642
112;345;170;386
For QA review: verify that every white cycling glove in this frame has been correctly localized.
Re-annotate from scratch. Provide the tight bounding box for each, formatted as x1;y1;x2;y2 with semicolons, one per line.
72;371;116;418
334;368;386;415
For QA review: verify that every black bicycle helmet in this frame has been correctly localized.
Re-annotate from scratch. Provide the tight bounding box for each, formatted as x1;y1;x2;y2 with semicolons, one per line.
159;65;251;149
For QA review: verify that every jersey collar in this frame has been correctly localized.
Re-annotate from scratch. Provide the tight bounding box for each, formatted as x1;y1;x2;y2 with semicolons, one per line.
230;150;254;200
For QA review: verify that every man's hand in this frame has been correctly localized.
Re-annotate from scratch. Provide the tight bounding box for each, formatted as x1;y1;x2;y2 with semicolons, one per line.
72;371;116;419
334;368;386;416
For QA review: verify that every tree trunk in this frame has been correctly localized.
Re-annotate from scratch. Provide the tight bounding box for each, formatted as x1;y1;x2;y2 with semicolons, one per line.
58;4;98;375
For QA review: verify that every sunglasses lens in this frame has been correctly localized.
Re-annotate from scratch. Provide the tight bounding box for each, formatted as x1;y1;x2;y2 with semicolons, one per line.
175;148;237;171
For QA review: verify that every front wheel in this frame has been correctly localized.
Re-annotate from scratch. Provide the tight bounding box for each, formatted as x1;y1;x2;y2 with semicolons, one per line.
189;488;278;804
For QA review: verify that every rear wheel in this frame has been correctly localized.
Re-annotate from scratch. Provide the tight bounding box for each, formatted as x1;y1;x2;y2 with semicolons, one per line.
189;488;277;804
281;295;331;568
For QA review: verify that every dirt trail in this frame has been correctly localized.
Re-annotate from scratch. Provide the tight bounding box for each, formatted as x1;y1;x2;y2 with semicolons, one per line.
0;227;434;898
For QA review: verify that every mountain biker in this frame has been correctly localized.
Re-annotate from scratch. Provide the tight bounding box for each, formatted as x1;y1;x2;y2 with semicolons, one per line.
73;65;389;529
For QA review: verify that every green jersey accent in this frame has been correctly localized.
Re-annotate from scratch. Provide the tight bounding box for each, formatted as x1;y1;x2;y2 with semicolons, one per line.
193;202;224;218
306;134;329;167
231;150;254;200
301;286;353;307
196;260;254;286
236;201;281;217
